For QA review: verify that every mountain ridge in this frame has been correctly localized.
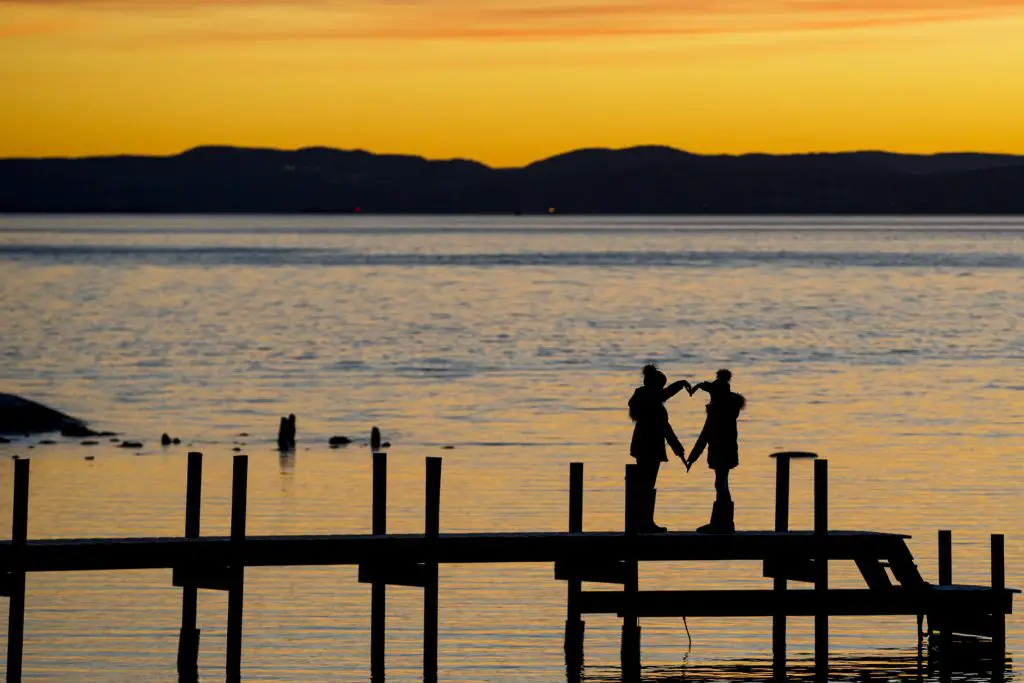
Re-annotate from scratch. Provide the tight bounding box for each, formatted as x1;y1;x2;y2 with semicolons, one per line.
3;145;1024;214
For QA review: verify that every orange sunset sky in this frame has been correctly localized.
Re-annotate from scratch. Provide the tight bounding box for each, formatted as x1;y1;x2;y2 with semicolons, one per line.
2;0;1023;166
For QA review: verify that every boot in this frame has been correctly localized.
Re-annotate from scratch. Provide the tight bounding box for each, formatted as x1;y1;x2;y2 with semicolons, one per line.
697;501;734;534
696;502;719;533
718;500;735;533
646;489;667;533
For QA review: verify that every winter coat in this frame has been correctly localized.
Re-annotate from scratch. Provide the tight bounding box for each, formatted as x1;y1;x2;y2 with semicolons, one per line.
690;392;745;470
628;386;684;463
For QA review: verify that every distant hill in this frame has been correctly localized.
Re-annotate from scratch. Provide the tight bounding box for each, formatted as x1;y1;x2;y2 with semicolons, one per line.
2;145;1024;214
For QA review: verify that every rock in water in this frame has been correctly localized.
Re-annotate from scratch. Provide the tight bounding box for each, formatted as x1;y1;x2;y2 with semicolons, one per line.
370;426;381;452
0;393;94;435
119;441;144;449
161;433;172;446
329;436;352;447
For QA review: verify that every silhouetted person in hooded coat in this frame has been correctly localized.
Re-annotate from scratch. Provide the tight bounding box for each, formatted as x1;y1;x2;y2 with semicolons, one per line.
686;369;745;533
628;365;690;533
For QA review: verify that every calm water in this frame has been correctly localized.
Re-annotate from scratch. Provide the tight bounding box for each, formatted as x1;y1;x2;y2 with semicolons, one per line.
0;215;1021;682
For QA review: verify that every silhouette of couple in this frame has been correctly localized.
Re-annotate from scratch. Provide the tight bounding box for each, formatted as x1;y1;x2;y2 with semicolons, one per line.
628;366;746;534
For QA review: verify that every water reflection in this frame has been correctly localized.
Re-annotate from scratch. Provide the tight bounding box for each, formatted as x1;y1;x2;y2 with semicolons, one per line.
580;650;1012;682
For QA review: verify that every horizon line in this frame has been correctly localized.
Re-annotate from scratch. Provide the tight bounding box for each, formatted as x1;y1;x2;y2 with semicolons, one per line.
4;144;1024;169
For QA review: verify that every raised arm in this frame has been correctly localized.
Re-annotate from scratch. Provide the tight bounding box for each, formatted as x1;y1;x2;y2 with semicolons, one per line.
662;380;692;401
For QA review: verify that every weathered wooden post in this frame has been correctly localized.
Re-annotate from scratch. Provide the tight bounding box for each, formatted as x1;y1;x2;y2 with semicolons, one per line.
177;452;203;682
226;455;248;683
564;463;585;666
813;458;828;682
371;452;387;683
6;458;30;683
621;464;641;680
769;450;817;681
991;534;1005;666
773;452;791;680
424;457;442;683
937;530;952;653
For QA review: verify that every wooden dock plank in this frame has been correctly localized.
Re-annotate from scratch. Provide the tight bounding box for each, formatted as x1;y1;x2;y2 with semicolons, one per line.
0;530;913;573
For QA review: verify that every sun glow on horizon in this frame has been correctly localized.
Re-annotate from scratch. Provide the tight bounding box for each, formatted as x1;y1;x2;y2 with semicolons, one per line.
2;0;1024;165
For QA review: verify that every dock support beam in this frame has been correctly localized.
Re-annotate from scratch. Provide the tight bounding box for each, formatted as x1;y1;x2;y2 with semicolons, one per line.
177;452;203;683
424;457;441;683
814;459;828;682
564;462;585;675
621;464;641;680
226;455;248;683
6;458;30;683
992;534;1005;670
371;452;387;683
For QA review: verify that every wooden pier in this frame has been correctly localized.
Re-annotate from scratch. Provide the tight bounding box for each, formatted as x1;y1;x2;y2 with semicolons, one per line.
0;452;1017;682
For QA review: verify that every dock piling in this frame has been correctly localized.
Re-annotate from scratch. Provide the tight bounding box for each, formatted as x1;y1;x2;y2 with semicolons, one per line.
773;453;791;680
937;530;952;653
371;452;387;683
226;455;248;683
177;452;203;682
424;457;442;683
814;459;828;681
6;458;30;683
992;534;1005;664
564;463;585;673
621;464;641;680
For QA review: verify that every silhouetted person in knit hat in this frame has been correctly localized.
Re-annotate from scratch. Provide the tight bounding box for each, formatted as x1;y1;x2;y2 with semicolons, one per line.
686;369;745;533
628;364;691;533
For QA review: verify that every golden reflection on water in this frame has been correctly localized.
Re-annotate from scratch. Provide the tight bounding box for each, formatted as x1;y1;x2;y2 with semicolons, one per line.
0;216;1021;681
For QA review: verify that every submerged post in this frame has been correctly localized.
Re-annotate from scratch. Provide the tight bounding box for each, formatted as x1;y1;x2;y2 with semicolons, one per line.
371;452;387;683
177;452;203;682
424;457;442;683
226;455;248;683
564;463;585;664
814;459;828;682
992;534;1005;663
6;458;30;683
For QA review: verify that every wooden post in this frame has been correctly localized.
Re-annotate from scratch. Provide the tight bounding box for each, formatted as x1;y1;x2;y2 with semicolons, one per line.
371;452;387;683
937;530;952;654
177;452;203;682
621;464;641;680
938;530;952;586
6;458;30;683
768;451;816;682
424;457;441;683
564;463;585;667
624;463;638;535
226;455;248;683
773;453;791;680
991;534;1005;667
813;459;828;682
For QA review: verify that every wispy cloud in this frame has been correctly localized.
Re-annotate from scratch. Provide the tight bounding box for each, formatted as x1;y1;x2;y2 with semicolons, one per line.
3;0;1023;42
